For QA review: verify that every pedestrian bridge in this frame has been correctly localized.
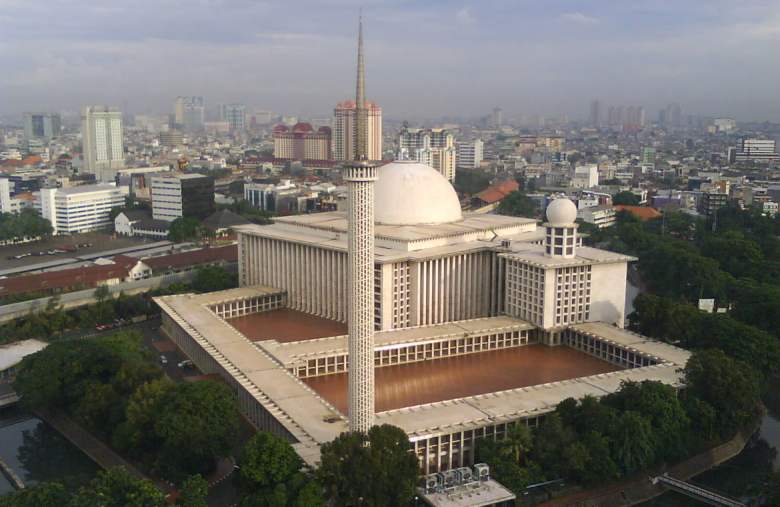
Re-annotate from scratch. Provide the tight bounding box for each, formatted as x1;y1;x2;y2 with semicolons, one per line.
652;474;746;507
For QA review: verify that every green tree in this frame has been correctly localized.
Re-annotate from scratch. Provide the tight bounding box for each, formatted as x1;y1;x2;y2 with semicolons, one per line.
191;266;237;293
239;432;302;491
0;482;69;507
69;467;165;507
608;411;655;475
497;191;538;218
318;425;418;507
684;350;761;437
612;191;640;206
178;475;208;507
168;217;207;243
153;381;240;481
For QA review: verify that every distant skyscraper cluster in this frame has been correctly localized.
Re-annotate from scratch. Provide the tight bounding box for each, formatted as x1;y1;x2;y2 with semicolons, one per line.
23;113;61;141
333;100;382;161
219;103;247;132
81;105;125;182
658;103;683;128
589;99;645;130
174;96;205;132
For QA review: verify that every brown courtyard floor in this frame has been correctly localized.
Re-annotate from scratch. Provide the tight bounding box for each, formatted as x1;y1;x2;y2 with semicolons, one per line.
226;309;347;342
304;345;623;413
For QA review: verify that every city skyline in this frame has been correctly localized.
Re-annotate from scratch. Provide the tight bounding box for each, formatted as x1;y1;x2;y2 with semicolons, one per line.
1;1;779;121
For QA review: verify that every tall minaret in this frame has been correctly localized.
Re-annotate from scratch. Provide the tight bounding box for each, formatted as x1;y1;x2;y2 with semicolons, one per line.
344;14;377;434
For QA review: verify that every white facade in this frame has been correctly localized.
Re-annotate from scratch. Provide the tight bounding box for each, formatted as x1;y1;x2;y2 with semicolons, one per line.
398;128;457;182
577;206;616;228
571;164;599;189
37;184;127;235
81;106;125;182
457;140;484;169
0;178;19;214
151;175;184;221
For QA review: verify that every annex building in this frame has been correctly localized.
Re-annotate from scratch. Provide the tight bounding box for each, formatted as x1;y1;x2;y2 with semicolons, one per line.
156;161;690;474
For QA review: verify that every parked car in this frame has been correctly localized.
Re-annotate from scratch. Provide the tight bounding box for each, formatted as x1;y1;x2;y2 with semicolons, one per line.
160;355;168;365
177;359;193;368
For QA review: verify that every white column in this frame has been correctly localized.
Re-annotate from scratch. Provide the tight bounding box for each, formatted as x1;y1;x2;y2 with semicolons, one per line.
344;162;377;434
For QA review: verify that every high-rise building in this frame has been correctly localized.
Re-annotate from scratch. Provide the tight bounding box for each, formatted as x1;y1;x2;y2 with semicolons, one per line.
81;106;125;182
589;100;601;127
457;140;484;169
398;127;457;181
219;104;247;132
174;96;205;132
151;173;215;222
492;107;503;128
273;123;332;161
24;113;61;141
37;184;127;235
333;100;382;161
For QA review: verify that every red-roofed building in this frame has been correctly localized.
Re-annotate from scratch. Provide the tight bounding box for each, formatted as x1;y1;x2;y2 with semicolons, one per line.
613;205;662;221
138;245;237;276
273;123;331;162
471;179;520;208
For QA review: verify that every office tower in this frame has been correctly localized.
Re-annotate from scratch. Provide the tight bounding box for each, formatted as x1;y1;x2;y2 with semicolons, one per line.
661;103;682;127
735;138;778;162
23;113;61;141
343;16;377;434
37;184;127;234
457;140;484;169
151;173;215;222
273;123;332;160
81;106;125;182
398;127;457;181
219;104;247;132
589;100;601;127
174;96;205;132
492;107;503;128
333;100;382;161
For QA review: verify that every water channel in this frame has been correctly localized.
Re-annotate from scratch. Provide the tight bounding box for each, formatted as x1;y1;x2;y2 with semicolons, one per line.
0;406;98;496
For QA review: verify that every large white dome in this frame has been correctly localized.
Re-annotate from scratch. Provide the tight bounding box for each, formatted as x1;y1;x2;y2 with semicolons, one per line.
374;161;463;226
545;197;578;225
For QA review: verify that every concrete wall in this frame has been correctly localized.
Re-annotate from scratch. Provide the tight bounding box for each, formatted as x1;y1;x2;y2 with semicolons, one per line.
589;262;628;328
0;264;237;323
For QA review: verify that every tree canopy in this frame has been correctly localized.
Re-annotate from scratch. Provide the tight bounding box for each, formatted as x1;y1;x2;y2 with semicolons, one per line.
612;191;641;206
318;425;418;507
168;217;207;243
496;191;538;218
0;208;53;241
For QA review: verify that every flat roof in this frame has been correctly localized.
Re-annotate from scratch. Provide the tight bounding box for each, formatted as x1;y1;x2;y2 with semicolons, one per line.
155;286;690;463
235;211;536;244
0;339;48;371
227;309;347;343
500;243;636;268
419;480;516;507
263;316;535;368
303;345;622;414
569;321;691;366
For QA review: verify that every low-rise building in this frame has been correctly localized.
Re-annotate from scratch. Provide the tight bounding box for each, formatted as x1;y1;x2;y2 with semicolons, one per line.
577;205;616;228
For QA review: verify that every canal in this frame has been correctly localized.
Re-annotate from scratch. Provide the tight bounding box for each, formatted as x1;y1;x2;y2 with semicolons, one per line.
0;406;98;495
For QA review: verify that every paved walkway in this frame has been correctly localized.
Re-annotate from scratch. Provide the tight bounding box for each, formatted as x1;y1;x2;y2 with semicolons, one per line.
35;409;175;495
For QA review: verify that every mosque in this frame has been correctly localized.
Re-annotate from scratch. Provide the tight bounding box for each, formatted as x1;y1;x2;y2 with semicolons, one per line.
155;21;689;476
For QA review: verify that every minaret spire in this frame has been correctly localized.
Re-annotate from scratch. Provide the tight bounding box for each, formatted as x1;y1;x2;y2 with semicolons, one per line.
355;12;368;161
344;10;377;436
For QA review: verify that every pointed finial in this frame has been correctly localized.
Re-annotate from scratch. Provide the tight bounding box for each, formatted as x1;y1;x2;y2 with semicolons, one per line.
355;12;367;161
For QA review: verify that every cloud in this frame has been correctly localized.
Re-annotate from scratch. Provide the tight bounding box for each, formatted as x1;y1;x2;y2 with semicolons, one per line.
561;12;599;25
456;7;475;25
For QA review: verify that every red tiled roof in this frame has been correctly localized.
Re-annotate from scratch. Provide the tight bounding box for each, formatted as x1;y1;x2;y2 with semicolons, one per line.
473;179;519;204
140;245;237;272
0;257;138;297
613;205;662;221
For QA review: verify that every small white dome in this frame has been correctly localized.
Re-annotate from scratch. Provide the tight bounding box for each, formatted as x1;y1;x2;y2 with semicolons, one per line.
546;198;577;225
375;161;463;225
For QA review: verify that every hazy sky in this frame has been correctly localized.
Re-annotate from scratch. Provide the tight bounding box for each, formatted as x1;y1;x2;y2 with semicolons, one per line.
1;0;779;121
